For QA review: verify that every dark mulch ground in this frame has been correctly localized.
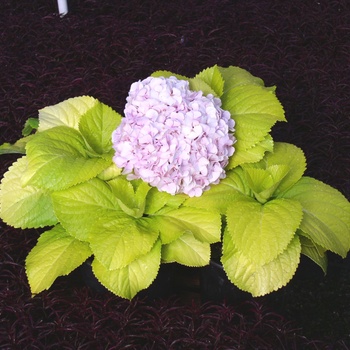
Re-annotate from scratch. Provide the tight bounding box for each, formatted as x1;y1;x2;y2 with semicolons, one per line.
1;0;350;348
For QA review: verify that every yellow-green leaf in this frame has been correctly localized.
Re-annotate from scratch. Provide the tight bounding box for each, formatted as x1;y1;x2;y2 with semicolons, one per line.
228;135;274;168
218;66;265;93
193;65;224;97
154;206;221;244
88;217;158;270
184;167;251;214
78;101;122;154
226;198;303;266
22;126;110;191
299;232;327;275
26;225;92;294
161;232;211;267
51;178;123;241
261;142;307;195
222;233;301;297
38;96;98;132
0;156;57;228
92;239;161;300
283;177;350;257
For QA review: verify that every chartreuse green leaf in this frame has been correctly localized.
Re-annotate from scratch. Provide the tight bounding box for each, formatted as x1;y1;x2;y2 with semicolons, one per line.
298;231;327;274
0;135;34;155
0;156;57;228
189;78;218;97
88;217;158;270
26;225;92;294
97;162;122;181
222;83;285;168
144;187;186;215
151;70;189;80
227;110;283;152
38;96;98;132
149;206;221;244
228;135;274;168
191;65;224;97
92;239;161;300
282;177;350;257
144;188;179;215
227;111;280;166
144;215;185;244
218;66;265;92
242;164;290;203
222;85;285;125
226;198;303;266
108;177;151;218
152;67;222;97
184;167;251;214
22;118;39;136
51;178;123;241
0;117;38;154
161;231;211;267
22;126;111;191
108;177;139;216
221;230;301;296
257;142;306;195
53;178;158;269
78;101;122;154
133;180;154;210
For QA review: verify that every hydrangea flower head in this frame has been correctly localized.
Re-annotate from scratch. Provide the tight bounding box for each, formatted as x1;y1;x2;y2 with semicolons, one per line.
112;76;236;197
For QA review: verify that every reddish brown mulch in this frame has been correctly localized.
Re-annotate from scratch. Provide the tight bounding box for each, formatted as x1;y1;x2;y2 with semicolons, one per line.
1;0;350;348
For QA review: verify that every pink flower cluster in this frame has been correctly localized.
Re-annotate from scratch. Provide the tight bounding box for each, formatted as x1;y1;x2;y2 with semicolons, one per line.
112;76;235;197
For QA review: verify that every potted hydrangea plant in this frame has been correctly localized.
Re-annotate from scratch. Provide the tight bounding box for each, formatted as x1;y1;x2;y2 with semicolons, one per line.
1;65;349;300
